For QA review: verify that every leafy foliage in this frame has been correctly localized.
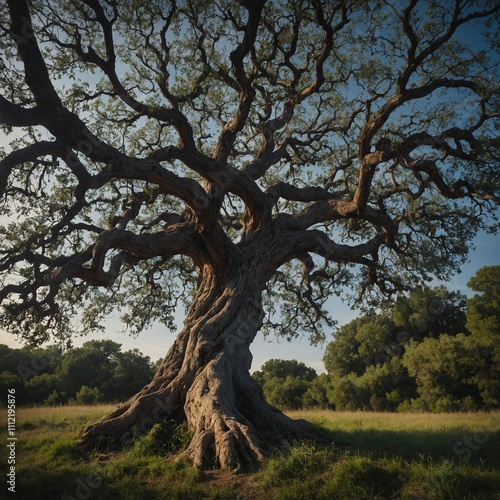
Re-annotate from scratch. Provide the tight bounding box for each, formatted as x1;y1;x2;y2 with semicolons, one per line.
466;265;500;340
403;333;499;411
253;359;318;410
0;0;498;348
321;268;500;412
0;340;156;405
253;358;317;384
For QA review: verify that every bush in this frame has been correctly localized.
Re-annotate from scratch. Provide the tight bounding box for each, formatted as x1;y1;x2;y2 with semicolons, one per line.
44;390;64;406
69;386;104;405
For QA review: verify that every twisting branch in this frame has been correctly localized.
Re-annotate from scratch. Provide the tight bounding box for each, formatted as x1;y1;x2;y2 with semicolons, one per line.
0;0;498;344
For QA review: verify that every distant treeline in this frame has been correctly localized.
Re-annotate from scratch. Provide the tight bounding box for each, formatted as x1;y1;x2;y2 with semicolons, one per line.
253;266;500;412
1;266;498;411
0;340;158;405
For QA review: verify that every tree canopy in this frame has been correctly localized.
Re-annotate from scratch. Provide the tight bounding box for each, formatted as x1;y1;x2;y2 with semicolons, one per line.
0;340;155;405
253;358;318;409
321;272;500;412
466;265;500;339
1;0;498;346
0;0;499;469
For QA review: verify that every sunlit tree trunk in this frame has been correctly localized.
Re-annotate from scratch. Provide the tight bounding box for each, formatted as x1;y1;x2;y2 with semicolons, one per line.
81;270;311;469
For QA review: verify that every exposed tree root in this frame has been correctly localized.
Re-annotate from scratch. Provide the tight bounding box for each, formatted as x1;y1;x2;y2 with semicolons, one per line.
80;355;313;470
80;280;315;470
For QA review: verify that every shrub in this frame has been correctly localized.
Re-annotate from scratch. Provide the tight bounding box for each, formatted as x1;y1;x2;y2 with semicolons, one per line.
69;386;104;405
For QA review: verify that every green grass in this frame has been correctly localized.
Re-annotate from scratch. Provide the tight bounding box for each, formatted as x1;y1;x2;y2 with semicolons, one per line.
291;410;500;465
1;406;499;499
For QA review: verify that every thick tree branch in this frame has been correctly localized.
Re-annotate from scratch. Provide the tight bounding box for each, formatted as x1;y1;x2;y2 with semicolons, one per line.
266;228;384;282
0;223;205;314
267;182;347;204
0;95;42;127
1;0;498;355
6;0;63;108
212;0;266;163
274;200;395;238
0;141;61;197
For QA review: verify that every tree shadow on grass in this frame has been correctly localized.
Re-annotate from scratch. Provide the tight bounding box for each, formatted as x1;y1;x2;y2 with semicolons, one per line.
15;467;117;500
16;465;208;500
307;423;500;467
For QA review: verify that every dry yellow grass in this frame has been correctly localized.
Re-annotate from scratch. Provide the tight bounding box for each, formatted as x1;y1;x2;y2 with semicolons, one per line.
16;404;115;425
10;405;116;440
287;409;500;432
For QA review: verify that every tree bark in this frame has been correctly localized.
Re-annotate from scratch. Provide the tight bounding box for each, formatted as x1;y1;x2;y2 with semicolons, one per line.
80;270;312;470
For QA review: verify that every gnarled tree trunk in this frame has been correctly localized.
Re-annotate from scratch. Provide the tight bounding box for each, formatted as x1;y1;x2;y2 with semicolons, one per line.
80;269;312;470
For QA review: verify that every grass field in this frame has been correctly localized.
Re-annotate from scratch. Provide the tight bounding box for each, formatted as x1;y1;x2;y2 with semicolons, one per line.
1;405;499;499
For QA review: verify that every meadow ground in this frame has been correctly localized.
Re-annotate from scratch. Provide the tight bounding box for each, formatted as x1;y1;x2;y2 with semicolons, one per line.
1;405;499;499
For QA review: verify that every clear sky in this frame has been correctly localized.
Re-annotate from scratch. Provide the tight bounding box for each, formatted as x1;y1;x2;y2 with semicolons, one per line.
1;226;498;374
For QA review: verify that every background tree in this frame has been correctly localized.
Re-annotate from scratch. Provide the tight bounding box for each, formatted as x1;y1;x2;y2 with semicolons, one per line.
390;285;468;340
323;285;468;410
0;340;155;405
302;373;331;409
253;358;318;385
253;358;317;409
323;270;499;412
58;340;122;397
0;0;499;469
70;385;105;405
463;265;500;406
402;332;499;411
466;265;500;340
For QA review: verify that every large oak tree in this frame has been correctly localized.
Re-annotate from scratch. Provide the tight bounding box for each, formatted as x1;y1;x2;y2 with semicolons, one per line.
0;0;499;469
